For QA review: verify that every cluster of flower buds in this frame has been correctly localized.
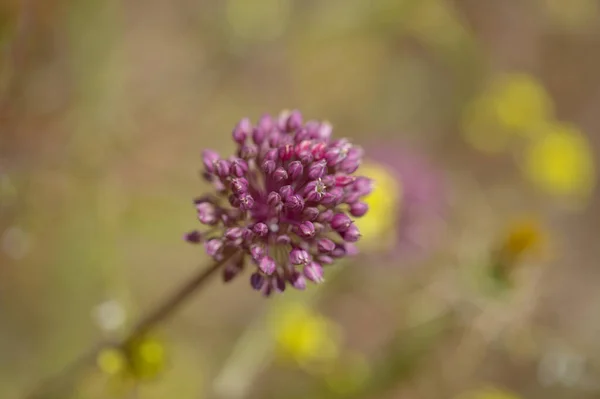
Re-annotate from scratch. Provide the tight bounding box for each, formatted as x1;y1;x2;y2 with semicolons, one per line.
185;110;371;296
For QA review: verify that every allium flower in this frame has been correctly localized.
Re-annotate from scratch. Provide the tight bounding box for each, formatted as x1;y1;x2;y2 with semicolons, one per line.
185;110;371;296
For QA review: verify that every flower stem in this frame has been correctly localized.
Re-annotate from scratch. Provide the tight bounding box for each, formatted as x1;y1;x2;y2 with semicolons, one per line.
24;251;241;399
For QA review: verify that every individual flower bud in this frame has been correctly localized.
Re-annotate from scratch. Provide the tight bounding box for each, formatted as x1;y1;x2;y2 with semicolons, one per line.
257;114;273;136
343;191;361;205
230;178;249;195
202;150;220;173
262;159;276;175
279;185;294;200
331;244;346;258
317;121;332;140
296;221;316;238
327;140;352;164
196;201;218;225
321;175;335;186
321;187;343;206
316;255;334;264
242;228;254;242
250;272;266;290
341;223;361;242
239;144;258;160
303;179;323;196
308;160;327;180
285;194;304;211
290;248;310;265
216;160;231;178
287;161;304;180
239;194;255;211
273;275;286;293
317;209;334;223
295;140;314;163
304;120;320;139
252;127;265;145
311;142;327;161
230;158;248;177
225;227;244;241
250;244;264;261
317;238;336;253
273;167;288;183
268;132;281;148
232;117;252;144
302;207;320;221
339;157;360;174
335;175;355;187
279;144;294;161
346;145;364;161
264;148;278;161
289;271;306;290
204;239;223;257
253;223;268;237
353;176;373;196
331;213;352;232
344;243;359;256
286;109;303;132
324;148;343;166
303;262;324;283
267;191;282;207
184;230;202;244
294;128;311;142
259;256;276;275
350;202;369;217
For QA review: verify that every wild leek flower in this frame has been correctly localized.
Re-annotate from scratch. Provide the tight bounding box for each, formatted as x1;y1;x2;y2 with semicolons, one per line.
185;110;371;296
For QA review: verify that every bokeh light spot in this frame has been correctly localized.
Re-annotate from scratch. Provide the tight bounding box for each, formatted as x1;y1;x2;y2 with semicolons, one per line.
521;123;595;200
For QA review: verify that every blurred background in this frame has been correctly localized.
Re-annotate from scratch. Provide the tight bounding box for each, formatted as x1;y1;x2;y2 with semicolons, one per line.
1;0;599;398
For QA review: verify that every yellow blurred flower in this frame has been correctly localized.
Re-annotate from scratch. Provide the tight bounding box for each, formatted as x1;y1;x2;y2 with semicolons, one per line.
498;218;546;260
354;161;402;252
457;386;521;399
521;123;596;200
269;302;342;372
491;74;552;133
488;217;548;290
462;73;553;153
97;334;167;382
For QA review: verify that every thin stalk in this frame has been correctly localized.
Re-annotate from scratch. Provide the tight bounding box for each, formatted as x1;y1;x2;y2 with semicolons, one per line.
24;251;241;399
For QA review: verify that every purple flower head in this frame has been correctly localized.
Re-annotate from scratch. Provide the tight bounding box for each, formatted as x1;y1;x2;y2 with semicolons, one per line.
186;110;370;296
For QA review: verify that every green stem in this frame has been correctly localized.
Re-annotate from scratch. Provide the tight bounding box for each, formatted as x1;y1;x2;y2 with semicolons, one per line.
24;251;240;399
